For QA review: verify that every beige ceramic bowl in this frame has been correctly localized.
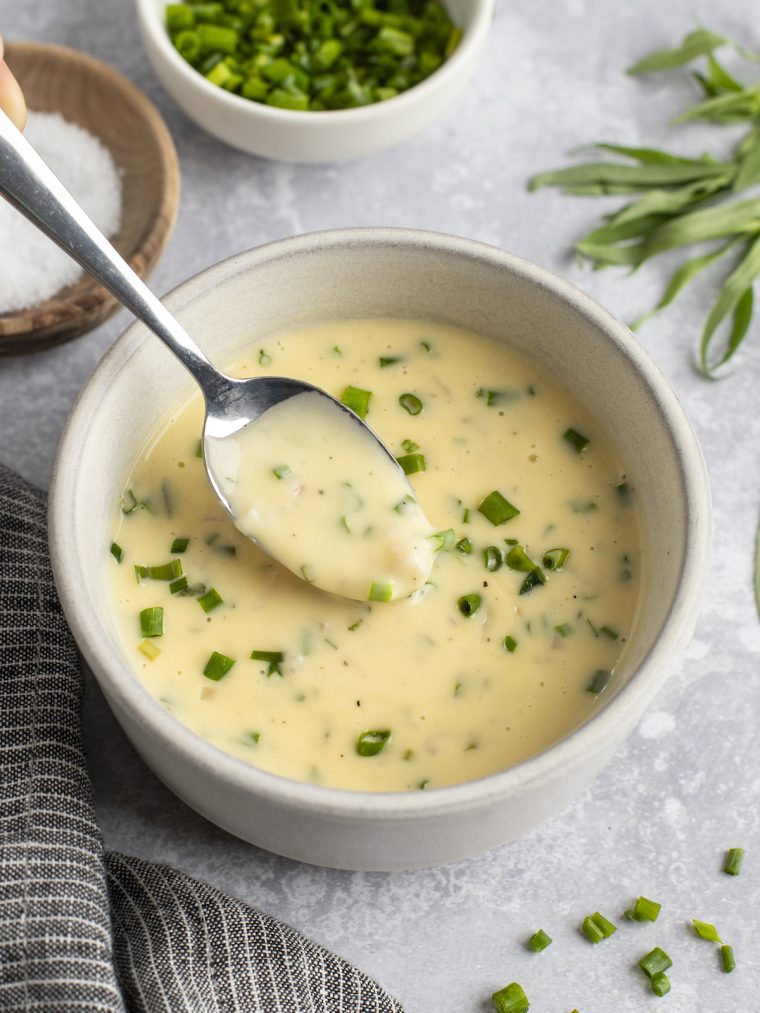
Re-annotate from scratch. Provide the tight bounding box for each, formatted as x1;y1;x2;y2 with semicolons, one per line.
49;229;711;871
135;0;494;161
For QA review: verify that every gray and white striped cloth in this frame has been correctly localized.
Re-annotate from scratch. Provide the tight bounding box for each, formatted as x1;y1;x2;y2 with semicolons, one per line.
0;463;404;1012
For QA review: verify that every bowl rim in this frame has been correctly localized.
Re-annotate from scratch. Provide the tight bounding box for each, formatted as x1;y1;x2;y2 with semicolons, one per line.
50;226;711;820
135;0;496;125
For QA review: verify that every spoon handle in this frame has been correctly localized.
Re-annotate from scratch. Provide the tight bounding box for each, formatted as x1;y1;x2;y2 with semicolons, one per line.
0;108;226;397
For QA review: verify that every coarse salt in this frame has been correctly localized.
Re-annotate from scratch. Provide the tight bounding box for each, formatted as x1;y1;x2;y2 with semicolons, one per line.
0;110;122;314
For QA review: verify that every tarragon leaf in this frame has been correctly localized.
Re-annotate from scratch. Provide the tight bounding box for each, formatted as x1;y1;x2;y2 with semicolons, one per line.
673;84;760;124
733;126;760;191
642;197;760;263
700;234;760;373
627;28;727;75
607;175;731;228
529;159;732;194
594;143;713;166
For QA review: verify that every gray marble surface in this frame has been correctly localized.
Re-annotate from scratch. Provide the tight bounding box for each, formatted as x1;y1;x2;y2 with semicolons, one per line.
2;1;760;1009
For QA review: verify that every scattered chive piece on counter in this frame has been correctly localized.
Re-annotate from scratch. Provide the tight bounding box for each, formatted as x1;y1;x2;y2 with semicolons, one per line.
396;452;426;475
563;427;590;454
692;919;722;942
625;896;661;922
639;947;673;980
164;0;460;112
580;912;617;943
340;385;372;419
478;490;520;526
203;651;236;682
170;537;190;553
197;587;224;613
368;581;394;603
110;542;123;563
250;649;284;676
138;639;161;661
724;847;745;876
457;593;482;617
491;982;530;1013
399;392;423;415
586;669;611;695
139;607;164;638
651;972;671;997
356;729;391;757
503;635;518;653
720;944;736;973
527;929;552;953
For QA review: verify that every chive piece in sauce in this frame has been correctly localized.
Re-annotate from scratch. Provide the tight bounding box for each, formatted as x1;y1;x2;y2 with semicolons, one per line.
169;576;189;595
554;622;574;637
721;944;736;973
356;729;391;757
110;542;124;563
587;669;612;695
542;547;570;571
506;545;535;572
651;972;671;997
243;731;261;746
640;947;672;979
462;507;471;524
379;356;402;367
432;529;456;551
476;388;519;406
250;649;284;676
401;438;419;453
519;568;546;595
170;537;190;554
503;635;518;653
491;982;530;1013
724;847;745;876
394;494;416;513
564;427;590;454
483;546;503;572
340;385;372;419
616;480;632;503
478;490;520;526
368;582;394;603
692;919;721;942
399;392;423;415
600;625;619;640
527;929;552;953
135;559;183;582
258;349;271;366
139;607;164;638
457;593;482;617
456;537;472;555
396;452;426;475
625;896;661;922
203;651;236;681
273;465;292;480
198;588;224;613
138;639;161;661
195;439;203;459
121;489;138;514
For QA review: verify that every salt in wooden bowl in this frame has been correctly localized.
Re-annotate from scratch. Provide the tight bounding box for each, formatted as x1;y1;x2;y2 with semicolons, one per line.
0;42;180;355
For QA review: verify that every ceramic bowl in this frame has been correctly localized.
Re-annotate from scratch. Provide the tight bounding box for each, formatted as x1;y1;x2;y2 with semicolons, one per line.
49;229;711;871
0;42;179;355
135;0;494;161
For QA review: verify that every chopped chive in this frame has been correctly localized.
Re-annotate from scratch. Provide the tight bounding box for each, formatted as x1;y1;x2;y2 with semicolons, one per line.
139;607;164;638
121;489;138;514
476;388;519;406
462;507;471;524
195;439;203;459
527;928;552;952
504;537;518;545
161;481;173;518
203;651;235;681
491;982;530;1013
503;635;518;653
243;731;261;745
506;545;536;572
554;622;574;637
640;947;673;979
273;465;292;480
369;581;394;602
456;537;472;555
170;537;190;554
258;348;271;366
356;729;391;757
348;619;363;632
586;669;611;694
625;896;661;922
250;649;284;676
197;587;224;613
394;494;416;513
581;912;616;943
542;547;570;571
378;355;402;367
478;490;520;526
401;438;419;453
724;847;745;876
138;639;161;661
651;972;671;997
396;452;426;475
564;427;590;453
571;499;598;513
616;480;632;503
399;392;423;415
483;546;504;571
135;559;183;582
692;919;721;942
110;542;123;563
600;625;619;640
519;568;546;595
457;593;482;617
587;619;599;638
431;529;456;551
720;944;736;973
169;576;189;595
340;385;372;419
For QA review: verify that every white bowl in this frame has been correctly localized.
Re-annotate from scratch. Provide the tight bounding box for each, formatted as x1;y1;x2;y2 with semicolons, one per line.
49;229;711;871
135;0;494;161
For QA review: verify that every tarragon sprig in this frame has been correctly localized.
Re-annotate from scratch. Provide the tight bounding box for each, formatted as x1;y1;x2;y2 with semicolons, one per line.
529;27;760;376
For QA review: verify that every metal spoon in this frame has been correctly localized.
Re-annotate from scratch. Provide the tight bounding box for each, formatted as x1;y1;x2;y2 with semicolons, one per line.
0;108;420;597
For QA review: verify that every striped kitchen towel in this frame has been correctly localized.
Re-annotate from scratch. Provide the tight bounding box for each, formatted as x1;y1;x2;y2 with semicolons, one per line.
0;463;404;1013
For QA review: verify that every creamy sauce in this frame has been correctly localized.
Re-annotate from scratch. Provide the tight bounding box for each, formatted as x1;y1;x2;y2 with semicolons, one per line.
109;319;642;792
206;389;435;601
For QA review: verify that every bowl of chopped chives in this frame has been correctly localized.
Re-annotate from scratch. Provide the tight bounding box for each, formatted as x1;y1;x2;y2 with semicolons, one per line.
0;43;180;356
49;228;711;871
135;0;494;161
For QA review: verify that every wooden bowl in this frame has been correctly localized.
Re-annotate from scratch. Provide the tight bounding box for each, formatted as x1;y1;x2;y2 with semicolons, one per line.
0;43;180;355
